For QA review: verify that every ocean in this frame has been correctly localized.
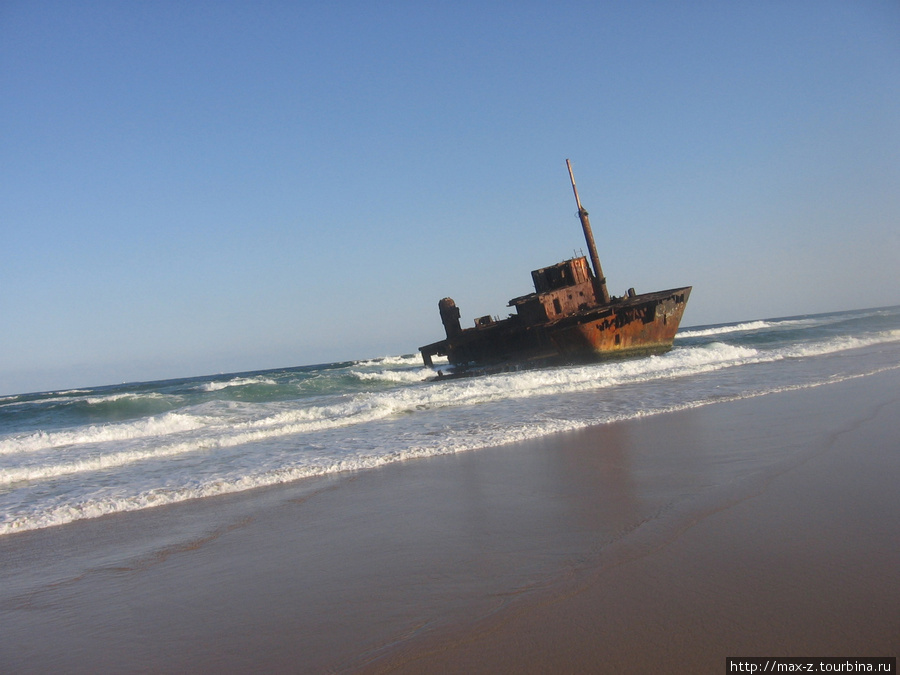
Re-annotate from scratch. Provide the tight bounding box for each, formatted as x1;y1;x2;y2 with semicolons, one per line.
2;305;899;536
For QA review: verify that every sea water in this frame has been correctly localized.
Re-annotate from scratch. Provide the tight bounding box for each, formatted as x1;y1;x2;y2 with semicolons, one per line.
2;305;899;535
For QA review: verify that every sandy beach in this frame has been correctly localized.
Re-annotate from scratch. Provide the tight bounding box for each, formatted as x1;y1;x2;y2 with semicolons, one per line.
2;369;898;673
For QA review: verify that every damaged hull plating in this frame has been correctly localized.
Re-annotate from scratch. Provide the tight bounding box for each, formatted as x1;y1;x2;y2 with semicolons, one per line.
420;286;691;370
419;161;692;373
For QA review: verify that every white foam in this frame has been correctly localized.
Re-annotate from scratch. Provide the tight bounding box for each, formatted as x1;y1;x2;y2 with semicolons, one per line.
0;398;413;483
0;439;213;484
0;412;208;455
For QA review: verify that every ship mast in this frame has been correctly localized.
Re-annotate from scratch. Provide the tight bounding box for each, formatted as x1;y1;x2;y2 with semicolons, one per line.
566;159;610;304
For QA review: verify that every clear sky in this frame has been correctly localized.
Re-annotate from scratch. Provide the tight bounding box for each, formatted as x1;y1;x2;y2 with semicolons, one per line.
2;1;899;395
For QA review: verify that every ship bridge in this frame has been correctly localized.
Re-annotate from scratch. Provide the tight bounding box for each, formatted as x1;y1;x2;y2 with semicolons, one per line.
508;256;597;325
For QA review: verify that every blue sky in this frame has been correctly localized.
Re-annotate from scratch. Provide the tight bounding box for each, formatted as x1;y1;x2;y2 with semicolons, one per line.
2;1;899;395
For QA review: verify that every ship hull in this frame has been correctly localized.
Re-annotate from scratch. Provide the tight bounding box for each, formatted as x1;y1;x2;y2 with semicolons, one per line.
546;286;691;360
423;287;691;371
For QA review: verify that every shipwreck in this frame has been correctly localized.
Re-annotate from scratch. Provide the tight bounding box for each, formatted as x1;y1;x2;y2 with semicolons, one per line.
419;160;692;373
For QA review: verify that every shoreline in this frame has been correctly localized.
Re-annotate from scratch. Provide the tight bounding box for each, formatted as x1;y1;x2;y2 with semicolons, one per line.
2;369;899;673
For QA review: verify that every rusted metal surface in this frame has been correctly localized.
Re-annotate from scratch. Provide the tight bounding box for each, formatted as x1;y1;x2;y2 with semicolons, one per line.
545;287;691;358
419;161;692;374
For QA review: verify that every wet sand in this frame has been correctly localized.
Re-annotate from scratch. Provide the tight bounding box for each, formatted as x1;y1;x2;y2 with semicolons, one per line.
2;370;898;673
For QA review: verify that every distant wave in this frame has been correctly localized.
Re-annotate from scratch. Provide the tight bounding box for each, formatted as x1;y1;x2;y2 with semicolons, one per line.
354;354;421;367
676;314;857;339
200;376;277;392
84;392;170;405
354;354;447;368
0;391;173;409
677;320;772;338
780;329;900;358
350;368;435;384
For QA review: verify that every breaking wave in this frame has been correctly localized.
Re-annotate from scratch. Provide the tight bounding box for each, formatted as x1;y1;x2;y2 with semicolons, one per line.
200;376;278;392
0;412;209;456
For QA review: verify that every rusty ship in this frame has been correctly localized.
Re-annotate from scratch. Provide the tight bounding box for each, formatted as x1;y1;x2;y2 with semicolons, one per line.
419;160;692;373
